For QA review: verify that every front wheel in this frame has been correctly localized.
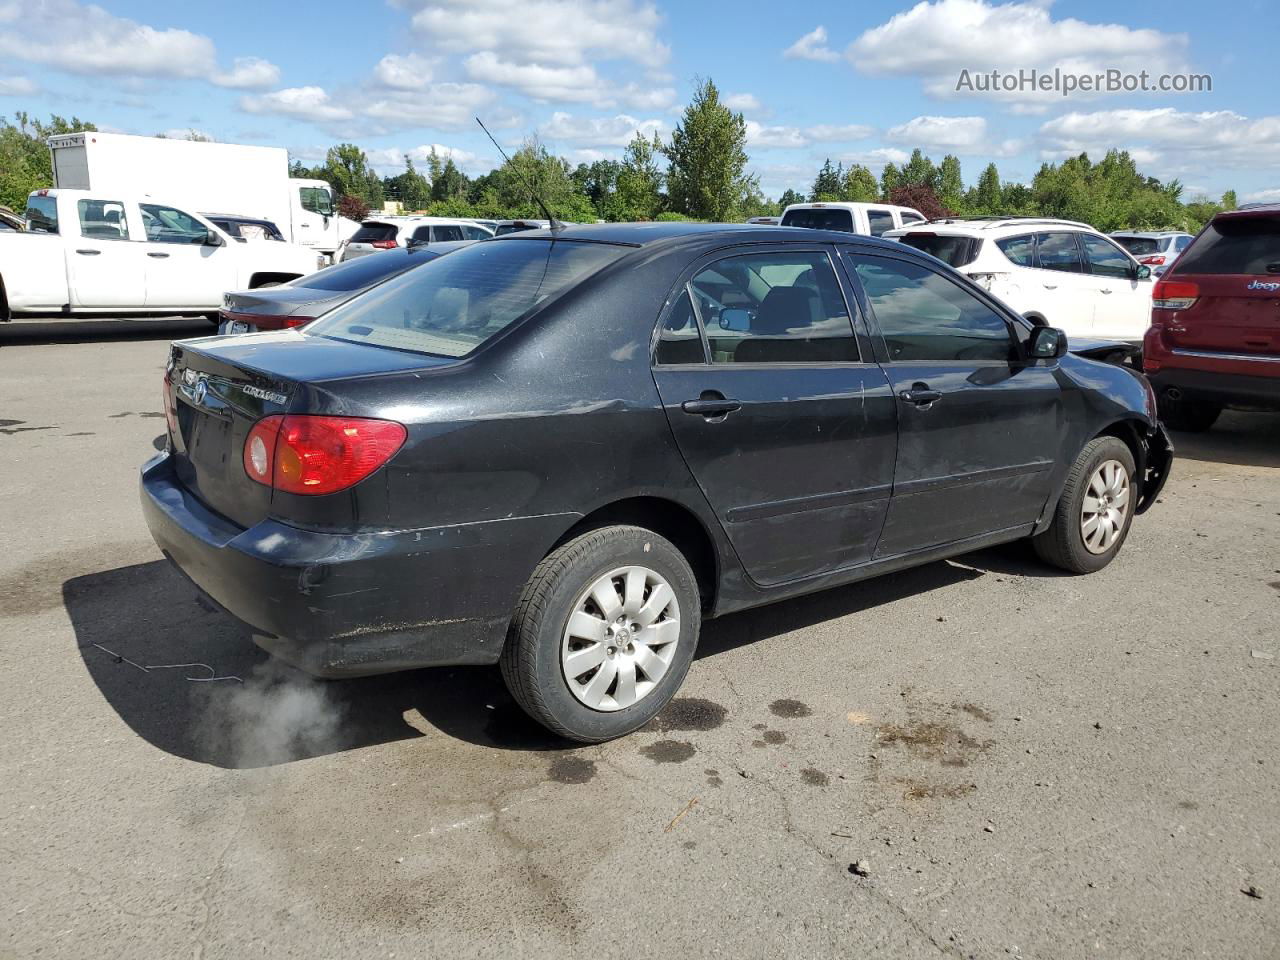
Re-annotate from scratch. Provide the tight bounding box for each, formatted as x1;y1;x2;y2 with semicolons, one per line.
500;525;701;743
1034;436;1137;574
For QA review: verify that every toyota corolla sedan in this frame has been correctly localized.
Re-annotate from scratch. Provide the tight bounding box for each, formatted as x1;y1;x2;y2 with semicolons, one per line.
142;223;1172;742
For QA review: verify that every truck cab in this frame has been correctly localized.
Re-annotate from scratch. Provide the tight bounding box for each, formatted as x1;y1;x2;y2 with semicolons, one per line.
1;189;321;320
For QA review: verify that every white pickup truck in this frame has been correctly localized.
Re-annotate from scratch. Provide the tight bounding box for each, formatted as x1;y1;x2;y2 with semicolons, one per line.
0;189;323;322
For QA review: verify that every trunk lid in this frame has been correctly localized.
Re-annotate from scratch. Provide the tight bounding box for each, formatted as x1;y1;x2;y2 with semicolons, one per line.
1164;212;1280;355
165;332;447;527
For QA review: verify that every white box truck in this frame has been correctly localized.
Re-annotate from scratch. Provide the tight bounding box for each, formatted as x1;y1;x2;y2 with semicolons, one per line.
47;131;357;259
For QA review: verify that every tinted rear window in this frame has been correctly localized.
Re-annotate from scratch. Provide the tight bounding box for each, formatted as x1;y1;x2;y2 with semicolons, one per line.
781;209;854;232
1113;236;1160;256
495;223;538;235
1175;217;1280;276
300;249;434;292
351;223;399;243
305;239;627;358
896;233;981;268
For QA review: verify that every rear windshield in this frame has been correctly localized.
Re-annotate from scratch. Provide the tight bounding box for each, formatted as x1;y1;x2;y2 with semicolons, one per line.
1113;236;1160;255
305;239;627;358
895;233;982;268
781;208;854;232
495;222;539;235
25;195;58;234
300;249;434;292
351;223;399;243
1175;216;1280;276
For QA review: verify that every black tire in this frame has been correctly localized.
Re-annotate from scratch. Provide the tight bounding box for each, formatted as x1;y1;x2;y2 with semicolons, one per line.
500;524;701;743
1033;436;1137;574
1158;392;1220;432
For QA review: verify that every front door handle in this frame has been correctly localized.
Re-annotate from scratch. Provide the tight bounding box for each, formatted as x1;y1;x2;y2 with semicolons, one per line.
1099;288;1113;295
75;249;101;256
1042;283;1058;290
681;395;742;418
899;387;942;406
148;252;170;259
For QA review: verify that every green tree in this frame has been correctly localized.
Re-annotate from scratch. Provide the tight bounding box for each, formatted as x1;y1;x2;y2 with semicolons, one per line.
937;154;963;212
777;188;805;213
968;162;1002;214
614;131;664;220
842;163;880;202
385;156;431;211
322;143;384;209
1221;189;1238;210
665;77;756;221
880;162;901;198
482;137;596;222
0;112;97;211
810;158;844;201
431;156;469;203
900;149;939;190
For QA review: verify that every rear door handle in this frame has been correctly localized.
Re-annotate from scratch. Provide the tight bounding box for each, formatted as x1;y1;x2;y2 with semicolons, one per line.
681;397;742;418
75;249;101;256
148;252;170;259
1042;283;1058;290
1099;288;1113;295
899;388;942;406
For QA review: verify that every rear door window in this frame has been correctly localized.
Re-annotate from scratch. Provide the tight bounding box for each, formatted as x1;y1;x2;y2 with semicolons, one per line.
305;238;627;358
1114;236;1159;256
900;212;925;226
24;195;58;234
1081;234;1134;278
996;234;1035;267
77;199;130;240
689;251;859;364
780;208;854;232
432;224;465;242
1035;232;1084;273
1174;216;1280;275
866;209;894;236
654;290;706;365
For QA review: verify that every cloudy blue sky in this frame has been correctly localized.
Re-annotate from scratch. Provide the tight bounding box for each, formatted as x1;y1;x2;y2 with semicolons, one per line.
1;0;1276;204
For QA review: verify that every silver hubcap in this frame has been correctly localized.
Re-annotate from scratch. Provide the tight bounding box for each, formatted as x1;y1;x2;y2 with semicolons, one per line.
561;565;680;712
1081;459;1131;555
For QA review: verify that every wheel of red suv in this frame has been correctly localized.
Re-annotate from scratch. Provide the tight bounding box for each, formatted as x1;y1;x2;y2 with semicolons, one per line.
1157;392;1221;432
1033;436;1137;575
501;524;701;743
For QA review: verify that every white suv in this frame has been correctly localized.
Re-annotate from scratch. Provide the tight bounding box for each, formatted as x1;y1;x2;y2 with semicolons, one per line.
341;216;492;261
781;202;926;236
885;217;1154;344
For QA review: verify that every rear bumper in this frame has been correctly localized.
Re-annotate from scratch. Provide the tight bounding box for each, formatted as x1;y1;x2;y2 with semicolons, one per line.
140;452;576;677
1147;366;1280;411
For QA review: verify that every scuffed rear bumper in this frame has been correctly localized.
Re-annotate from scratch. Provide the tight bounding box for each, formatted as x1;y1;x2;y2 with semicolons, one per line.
139;452;576;677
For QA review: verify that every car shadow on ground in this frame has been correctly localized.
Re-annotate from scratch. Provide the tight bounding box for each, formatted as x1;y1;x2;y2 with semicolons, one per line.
0;317;212;346
1167;411;1280;469
66;555;987;769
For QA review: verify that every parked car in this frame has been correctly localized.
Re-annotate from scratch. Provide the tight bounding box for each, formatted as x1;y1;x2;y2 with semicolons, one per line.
494;219;553;235
885;217;1154;345
0;189;324;322
341;216;492;260
203;214;286;243
747;216;780;226
218;241;474;334
1111;231;1194;277
1142;204;1280;431
780;202;925;236
143;223;1170;742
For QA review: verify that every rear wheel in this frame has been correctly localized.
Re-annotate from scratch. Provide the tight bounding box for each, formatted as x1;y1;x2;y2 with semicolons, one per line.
1158;392;1220;432
1033;436;1137;574
500;525;701;743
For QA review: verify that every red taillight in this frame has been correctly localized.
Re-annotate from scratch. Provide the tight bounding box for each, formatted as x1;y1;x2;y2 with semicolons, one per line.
243;415;406;495
370;239;397;249
282;316;315;328
221;310;316;331
1139;255;1166;265
162;371;178;438
1152;279;1199;311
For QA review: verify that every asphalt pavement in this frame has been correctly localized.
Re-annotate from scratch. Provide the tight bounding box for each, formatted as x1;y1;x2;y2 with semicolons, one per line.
1;319;1277;959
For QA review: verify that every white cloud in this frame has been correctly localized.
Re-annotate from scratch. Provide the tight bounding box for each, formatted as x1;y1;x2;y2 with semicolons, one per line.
366;143;483;175
0;74;36;96
784;26;839;63
212;56;281;90
399;0;668;67
464;51;602;103
723;92;762;112
887;115;986;149
839;147;912;170
373;53;434;89
540;111;665;146
1243;188;1280;204
239;86;354;124
1037;108;1280;172
618;81;677;111
810;123;874;142
745;120;873;150
849;0;1189;104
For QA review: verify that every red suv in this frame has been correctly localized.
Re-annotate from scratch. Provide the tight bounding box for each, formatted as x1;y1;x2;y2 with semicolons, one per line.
1143;204;1280;431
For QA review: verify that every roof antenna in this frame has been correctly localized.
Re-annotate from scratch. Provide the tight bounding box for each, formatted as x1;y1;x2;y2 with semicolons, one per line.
475;117;565;234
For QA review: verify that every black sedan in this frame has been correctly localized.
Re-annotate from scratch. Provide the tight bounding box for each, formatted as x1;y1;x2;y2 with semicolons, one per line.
218;240;473;333
143;223;1171;742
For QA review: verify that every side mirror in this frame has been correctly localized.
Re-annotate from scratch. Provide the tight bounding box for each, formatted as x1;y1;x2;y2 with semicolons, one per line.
1028;325;1067;360
203;231;224;247
1136;265;1152;281
406;237;428;250
719;307;751;332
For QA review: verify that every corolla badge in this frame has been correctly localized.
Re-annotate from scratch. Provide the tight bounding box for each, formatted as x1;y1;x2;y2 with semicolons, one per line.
1246;280;1280;292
